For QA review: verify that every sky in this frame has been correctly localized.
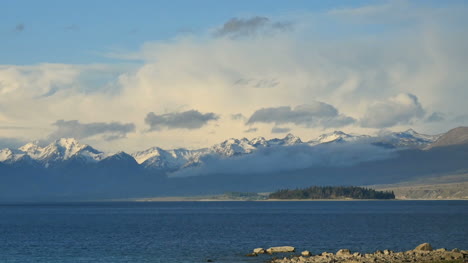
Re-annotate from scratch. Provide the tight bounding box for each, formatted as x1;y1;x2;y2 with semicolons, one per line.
1;0;467;152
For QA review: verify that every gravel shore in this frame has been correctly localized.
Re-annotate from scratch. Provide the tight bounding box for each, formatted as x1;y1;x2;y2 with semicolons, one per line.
250;243;468;263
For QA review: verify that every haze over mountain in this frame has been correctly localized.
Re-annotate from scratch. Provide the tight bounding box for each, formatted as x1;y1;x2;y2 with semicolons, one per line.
0;127;466;201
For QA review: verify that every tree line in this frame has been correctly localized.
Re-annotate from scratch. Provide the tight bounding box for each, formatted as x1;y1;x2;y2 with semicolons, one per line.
269;186;395;199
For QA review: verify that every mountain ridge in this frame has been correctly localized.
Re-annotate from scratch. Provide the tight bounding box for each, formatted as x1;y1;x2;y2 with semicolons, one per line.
0;128;453;171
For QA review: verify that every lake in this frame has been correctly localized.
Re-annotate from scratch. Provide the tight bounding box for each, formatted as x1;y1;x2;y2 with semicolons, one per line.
0;201;467;263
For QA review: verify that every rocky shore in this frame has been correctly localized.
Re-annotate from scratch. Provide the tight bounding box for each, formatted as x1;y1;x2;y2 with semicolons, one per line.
249;243;467;263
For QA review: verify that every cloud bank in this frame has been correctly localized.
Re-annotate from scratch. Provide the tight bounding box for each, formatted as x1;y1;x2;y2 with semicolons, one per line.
171;142;396;177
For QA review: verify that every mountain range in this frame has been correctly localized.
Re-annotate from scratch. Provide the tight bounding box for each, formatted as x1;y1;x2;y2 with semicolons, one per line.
0;129;442;171
0;127;467;201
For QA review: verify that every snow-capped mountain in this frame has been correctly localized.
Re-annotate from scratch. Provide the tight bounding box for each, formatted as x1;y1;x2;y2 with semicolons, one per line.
0;148;23;164
0;128;443;171
373;129;441;149
131;133;305;170
38;138;103;165
132;147;207;171
1;138;105;168
267;133;302;146
210;138;257;157
308;131;370;145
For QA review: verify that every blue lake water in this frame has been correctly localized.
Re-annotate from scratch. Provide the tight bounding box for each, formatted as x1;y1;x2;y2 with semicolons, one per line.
0;201;467;263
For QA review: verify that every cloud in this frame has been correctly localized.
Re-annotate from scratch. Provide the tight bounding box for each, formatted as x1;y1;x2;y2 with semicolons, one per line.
360;93;425;128
1;2;467;151
15;23;25;32
171;142;396;177
48;120;135;141
271;127;291;134
231;113;246;121
247;103;356;128
214;16;292;38
145;110;219;131
234;78;280;88
426;112;445;123
244;127;258;133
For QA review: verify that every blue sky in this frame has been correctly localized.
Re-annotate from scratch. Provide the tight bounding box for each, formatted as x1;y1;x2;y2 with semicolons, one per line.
0;0;467;151
3;0;452;64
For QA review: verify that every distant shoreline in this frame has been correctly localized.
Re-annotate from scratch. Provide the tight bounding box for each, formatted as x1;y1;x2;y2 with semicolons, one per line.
131;197;468;202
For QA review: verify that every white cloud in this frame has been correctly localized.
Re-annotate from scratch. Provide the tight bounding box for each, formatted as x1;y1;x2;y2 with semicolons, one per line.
0;2;467;151
360;93;425;128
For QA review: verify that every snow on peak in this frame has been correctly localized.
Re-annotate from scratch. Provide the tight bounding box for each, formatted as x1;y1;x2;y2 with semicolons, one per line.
308;131;369;145
283;133;302;144
211;137;256;157
0;148;17;162
375;129;440;148
19;141;43;158
249;137;268;147
132;147;167;164
32;138;103;164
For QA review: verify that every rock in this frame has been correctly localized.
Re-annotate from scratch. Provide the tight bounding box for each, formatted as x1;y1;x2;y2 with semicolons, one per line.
267;246;295;254
414;243;433;251
383;249;393;255
301;250;311;256
253;248;265;254
374;250;384;255
336;249;351;256
435;248;447;252
452;248;461;252
245;253;258;257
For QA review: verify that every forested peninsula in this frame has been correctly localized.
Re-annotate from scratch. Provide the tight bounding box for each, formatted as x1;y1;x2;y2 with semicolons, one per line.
269;186;395;200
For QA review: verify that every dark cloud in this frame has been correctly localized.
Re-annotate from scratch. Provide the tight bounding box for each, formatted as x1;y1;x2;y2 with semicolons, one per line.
246;103;355;128
426;112;445;123
37;86;59;98
214;16;292;38
145;110;219;131
48;120;135;141
244;127;258;133
15;23;25;32
234;78;280;88
271;127;291;133
231;113;246;121
360;93;425;128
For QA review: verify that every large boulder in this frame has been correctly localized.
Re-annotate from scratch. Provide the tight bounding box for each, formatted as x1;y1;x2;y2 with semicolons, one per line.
301;250;312;256
266;246;295;254
336;249;351;257
414;243;433;251
253;248;265;254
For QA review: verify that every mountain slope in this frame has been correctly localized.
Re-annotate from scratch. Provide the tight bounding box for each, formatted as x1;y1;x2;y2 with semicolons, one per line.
426;127;468;149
